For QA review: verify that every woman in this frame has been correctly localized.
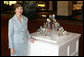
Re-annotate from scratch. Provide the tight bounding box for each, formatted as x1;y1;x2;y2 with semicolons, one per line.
8;2;34;56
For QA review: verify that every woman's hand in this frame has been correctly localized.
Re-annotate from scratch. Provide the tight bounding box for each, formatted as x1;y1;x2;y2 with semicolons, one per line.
10;48;15;54
30;38;34;43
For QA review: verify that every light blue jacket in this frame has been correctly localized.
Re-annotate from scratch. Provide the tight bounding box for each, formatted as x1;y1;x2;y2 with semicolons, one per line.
8;14;31;48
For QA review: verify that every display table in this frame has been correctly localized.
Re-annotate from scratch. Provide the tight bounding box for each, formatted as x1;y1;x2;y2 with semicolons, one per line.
28;31;81;56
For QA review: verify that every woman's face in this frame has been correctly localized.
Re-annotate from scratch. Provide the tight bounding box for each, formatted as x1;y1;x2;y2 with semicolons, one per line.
15;6;23;16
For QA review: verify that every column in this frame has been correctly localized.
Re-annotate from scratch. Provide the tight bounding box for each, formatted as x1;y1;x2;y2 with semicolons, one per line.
49;1;53;11
57;1;72;16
